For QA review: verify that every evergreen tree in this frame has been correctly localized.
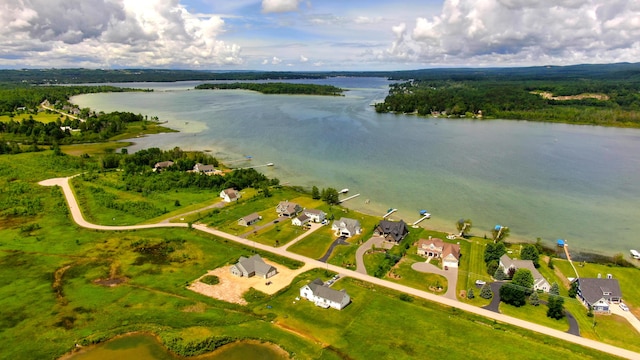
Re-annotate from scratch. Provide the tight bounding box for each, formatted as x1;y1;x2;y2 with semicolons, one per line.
467;289;475;299
549;282;560;296
480;285;493;299
311;185;320;199
521;244;540;268
568;281;578;298
547;295;565;319
494;267;506;280
529;291;540;306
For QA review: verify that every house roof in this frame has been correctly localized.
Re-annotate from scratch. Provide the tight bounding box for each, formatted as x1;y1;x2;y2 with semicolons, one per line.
296;213;310;222
305;278;348;303
223;188;238;200
154;160;174;168
236;254;276;276
240;212;261;223
277;201;301;214
417;238;460;259
194;163;215;172
333;217;361;234
304;209;325;216
578;278;622;304
376;220;408;242
500;254;546;285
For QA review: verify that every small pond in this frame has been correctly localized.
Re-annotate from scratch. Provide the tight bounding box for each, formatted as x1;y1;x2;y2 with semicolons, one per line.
65;333;288;360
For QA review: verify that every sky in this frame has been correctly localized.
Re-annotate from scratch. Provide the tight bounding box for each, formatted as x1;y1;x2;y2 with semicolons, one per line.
1;0;639;71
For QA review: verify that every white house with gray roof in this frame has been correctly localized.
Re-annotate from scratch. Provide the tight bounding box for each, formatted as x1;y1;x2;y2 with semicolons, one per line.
303;209;326;223
499;254;550;292
230;255;277;279
576;277;622;313
332;218;361;238
300;278;351;310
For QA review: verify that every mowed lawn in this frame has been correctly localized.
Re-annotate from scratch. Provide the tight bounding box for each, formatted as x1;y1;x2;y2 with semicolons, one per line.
253;270;620;360
287;225;337;259
0;112;63;123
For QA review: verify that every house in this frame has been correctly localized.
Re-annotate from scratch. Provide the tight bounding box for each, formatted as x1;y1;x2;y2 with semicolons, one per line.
238;213;262;227
220;188;240;203
331;218;361;237
153;160;174;171
194;163;220;175
374;220;409;243
292;213;311;226
230;255;277;279
276;201;302;217
499;254;550;292
416;237;461;268
303;209;326;223
576;277;622;313
300;278;350;310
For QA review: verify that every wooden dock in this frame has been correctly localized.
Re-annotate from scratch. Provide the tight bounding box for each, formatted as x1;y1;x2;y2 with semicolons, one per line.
383;208;397;219
338;193;360;203
564;242;580;279
412;215;430;226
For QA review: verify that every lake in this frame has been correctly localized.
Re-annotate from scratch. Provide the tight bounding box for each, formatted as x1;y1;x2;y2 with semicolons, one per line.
72;77;640;256
65;333;288;360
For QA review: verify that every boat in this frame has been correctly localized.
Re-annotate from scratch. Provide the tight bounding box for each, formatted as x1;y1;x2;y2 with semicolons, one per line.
419;209;431;218
339;188;349;194
631;249;640;259
266;163;274;166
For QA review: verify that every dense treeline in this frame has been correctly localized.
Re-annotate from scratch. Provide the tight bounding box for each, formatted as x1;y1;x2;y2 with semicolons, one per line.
375;79;640;127
3;63;640;85
0;85;142;113
96;147;279;194
195;82;344;96
0;111;146;147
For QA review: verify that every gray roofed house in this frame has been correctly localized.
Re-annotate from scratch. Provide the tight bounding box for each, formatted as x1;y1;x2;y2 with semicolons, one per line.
276;201;302;217
576;277;623;313
303;209;326;223
153;160;174;171
238;212;262;227
374;220;409;243
292;213;311;226
230;254;277;279
499;254;550;292
300;278;351;310
193;163;216;174
331;218;362;238
220;188;240;202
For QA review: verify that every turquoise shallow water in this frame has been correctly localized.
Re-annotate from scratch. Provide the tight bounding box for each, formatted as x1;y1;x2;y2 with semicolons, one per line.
72;78;640;256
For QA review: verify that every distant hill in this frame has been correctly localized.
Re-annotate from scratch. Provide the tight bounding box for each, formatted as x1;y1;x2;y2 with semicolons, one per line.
1;63;640;84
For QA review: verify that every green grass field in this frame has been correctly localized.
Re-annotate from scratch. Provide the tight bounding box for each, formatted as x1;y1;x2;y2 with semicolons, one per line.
0;112;63;123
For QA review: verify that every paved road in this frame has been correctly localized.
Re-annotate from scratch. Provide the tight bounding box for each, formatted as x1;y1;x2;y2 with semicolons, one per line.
411;261;458;300
40;176;640;360
160;200;225;224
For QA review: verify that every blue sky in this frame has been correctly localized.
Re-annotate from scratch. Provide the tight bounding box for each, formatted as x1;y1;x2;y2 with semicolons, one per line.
0;0;638;70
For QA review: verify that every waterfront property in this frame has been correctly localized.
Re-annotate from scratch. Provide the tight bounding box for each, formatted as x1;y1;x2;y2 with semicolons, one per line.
300;278;351;310
374;219;409;244
276;201;302;217
416;237;461;269
230;255;278;279
331;218;362;238
221;188;240;203
238;213;262;227
153;160;174;171
303;208;326;223
576;277;623;313
193;163;221;175
499;254;550;292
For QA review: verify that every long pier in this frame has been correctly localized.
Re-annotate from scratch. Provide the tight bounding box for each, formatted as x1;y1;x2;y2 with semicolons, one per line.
412;215;430;226
338;193;360;203
564;242;580;279
383;208;397;219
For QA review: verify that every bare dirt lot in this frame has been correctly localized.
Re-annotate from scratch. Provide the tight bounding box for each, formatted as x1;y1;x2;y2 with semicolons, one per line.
188;259;313;305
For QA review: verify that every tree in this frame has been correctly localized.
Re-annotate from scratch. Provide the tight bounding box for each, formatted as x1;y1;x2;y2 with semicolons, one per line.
549;282;560;296
484;242;506;264
322;187;340;205
493;267;506;280
512;269;534;293
529;291;540;306
456;218;472;237
568;281;578;298
311;185;320;199
547;295;565;319
480;285;493;299
487;260;499;277
520;244;540;268
492;225;510;243
500;283;527;307
467;289;475;299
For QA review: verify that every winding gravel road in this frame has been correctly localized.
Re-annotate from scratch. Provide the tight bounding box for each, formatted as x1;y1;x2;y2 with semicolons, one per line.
40;176;640;360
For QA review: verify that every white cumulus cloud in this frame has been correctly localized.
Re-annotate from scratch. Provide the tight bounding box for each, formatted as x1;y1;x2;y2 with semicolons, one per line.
262;0;301;14
299;55;308;62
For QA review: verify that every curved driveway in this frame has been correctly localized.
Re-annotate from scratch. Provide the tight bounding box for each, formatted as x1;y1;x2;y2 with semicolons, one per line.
411;261;458;300
40;176;640;360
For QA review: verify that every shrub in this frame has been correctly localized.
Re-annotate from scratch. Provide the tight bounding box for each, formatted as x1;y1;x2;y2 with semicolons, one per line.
200;275;219;285
480;285;493;299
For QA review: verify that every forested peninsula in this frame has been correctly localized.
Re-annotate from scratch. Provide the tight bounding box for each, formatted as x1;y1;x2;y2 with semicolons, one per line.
195;82;344;96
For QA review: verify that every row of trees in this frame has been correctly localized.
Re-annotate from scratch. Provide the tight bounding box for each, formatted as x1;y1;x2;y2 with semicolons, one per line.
195;82;344;96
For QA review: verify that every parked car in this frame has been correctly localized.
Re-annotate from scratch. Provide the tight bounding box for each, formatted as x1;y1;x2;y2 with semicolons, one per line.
475;280;486;286
620;303;629;311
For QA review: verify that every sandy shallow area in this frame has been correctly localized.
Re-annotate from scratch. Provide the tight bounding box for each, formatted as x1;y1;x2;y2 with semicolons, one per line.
188;259;312;305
